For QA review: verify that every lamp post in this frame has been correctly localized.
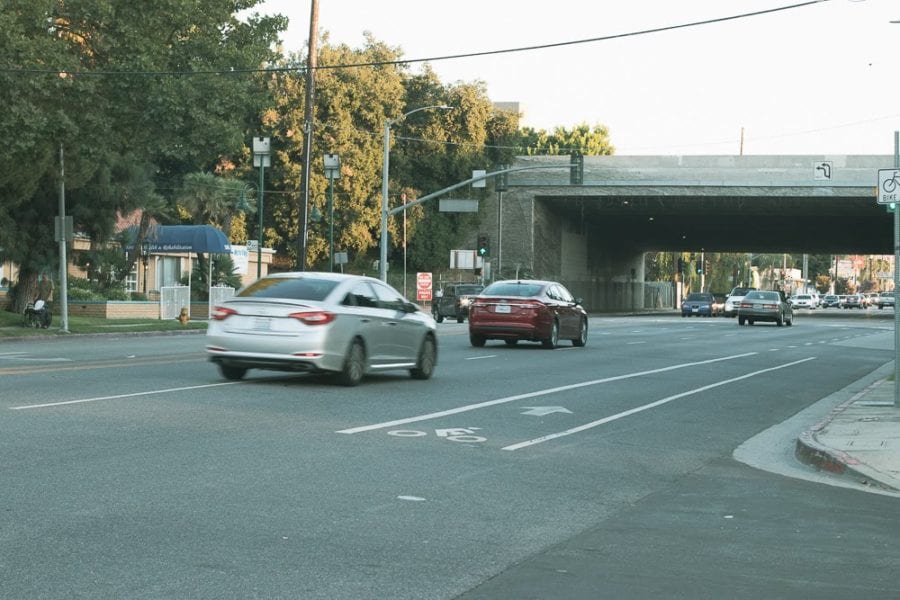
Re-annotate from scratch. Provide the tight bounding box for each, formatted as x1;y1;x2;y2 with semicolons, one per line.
141;239;150;294
253;136;270;279
323;152;341;272
380;105;451;282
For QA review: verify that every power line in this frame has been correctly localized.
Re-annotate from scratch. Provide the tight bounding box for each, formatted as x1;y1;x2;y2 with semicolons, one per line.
1;1;827;77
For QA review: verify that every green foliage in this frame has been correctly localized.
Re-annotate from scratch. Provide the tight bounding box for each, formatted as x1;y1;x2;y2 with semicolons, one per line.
520;123;615;156
183;254;241;300
67;276;128;301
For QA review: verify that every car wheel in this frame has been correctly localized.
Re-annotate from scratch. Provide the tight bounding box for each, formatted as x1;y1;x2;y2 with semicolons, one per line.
787;313;794;326
456;316;464;324
338;339;366;387
572;317;588;347
504;339;518;346
219;364;247;381
776;312;784;327
748;319;754;326
542;320;559;349
738;316;745;326
435;314;444;324
469;333;486;347
410;335;436;380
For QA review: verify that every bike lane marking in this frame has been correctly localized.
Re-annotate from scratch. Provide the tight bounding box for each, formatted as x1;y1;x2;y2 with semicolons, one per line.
335;352;758;435
501;357;816;451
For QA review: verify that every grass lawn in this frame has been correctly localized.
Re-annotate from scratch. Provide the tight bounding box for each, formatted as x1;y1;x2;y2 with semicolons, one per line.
0;308;207;338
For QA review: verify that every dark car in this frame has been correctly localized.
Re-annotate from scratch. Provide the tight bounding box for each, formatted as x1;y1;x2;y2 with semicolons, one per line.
468;279;588;348
821;294;840;308
432;283;484;323
737;290;793;327
681;292;716;317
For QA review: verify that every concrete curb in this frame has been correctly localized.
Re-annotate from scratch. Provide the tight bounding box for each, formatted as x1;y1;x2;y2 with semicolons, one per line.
795;368;899;492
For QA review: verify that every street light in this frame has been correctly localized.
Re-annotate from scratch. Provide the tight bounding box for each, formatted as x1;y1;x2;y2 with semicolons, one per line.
253;136;270;279
380;104;451;281
323;152;341;272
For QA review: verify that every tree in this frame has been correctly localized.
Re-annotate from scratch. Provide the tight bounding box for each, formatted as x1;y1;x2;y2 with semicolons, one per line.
0;0;286;311
520;122;615;156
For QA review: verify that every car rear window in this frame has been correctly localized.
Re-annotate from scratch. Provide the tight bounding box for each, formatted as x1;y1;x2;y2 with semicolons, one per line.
685;293;711;301
730;287;753;296
455;285;484;295
482;282;544;297
237;277;339;301
745;291;779;301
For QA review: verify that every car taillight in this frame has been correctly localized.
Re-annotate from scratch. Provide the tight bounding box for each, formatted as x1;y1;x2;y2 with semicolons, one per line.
211;306;238;321
739;302;752;308
289;310;336;325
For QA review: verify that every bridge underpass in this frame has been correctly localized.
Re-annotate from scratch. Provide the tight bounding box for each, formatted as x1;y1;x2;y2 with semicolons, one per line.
479;155;893;311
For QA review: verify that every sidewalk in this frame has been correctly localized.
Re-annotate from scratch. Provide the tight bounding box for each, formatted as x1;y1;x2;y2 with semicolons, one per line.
796;368;900;492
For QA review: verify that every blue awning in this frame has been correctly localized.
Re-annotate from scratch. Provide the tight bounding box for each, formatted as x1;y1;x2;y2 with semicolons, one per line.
129;225;231;254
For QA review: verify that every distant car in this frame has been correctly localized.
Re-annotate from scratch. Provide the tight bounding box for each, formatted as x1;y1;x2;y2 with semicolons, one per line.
737;290;794;326
724;286;757;317
838;295;848;308
681;292;716;317
822;294;840;308
790;294;816;309
877;291;896;309
468;279;588;348
206;272;437;386
432;283;484;323
844;294;864;309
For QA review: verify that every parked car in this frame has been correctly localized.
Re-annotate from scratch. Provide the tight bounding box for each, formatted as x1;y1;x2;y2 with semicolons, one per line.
844;294;864;309
681;292;716;317
790;294;816;309
838;295;848;308
737;290;794;326
877;291;896;309
724;286;757;317
468;279;588;348
206;272;438;386
821;294;841;308
432;283;484;323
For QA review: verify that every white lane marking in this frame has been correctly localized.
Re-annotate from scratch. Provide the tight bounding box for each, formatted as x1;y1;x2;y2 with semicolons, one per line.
9;381;244;410
626;341;646;345
336;352;757;435
501;357;816;451
465;355;497;361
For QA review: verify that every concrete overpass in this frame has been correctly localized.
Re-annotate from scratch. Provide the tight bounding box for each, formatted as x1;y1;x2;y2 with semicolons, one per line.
479;155;892;310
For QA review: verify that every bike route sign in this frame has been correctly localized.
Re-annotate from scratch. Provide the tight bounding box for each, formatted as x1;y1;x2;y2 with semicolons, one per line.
878;169;900;204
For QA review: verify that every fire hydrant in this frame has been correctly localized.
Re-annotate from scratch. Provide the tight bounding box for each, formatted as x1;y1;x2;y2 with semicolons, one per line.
178;307;190;325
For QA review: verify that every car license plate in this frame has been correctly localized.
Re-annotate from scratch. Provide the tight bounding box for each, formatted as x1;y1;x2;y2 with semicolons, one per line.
495;304;511;314
692;307;699;313
252;317;272;331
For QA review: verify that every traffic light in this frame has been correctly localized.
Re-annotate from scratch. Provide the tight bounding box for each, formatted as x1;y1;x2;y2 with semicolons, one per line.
477;234;490;257
570;152;584;185
696;261;703;275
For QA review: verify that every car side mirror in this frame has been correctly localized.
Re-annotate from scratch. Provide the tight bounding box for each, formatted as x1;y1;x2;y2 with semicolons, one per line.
574;297;583;306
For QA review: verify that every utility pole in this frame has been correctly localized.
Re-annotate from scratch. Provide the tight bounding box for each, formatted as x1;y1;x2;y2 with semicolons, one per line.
297;0;318;270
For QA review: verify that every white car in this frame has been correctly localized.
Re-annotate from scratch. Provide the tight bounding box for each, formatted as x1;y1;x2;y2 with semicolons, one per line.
724;286;757;317
790;294;816;309
206;272;438;386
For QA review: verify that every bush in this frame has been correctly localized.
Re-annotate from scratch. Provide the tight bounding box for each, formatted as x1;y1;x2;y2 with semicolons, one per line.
67;277;129;301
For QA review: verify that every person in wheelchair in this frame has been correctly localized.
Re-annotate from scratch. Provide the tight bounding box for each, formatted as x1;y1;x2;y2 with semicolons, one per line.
23;274;53;328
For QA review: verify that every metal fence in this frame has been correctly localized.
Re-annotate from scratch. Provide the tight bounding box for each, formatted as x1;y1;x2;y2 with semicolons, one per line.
160;286;191;320
209;285;235;316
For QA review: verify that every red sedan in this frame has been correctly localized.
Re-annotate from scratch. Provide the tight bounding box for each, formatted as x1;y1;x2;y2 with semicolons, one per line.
468;279;588;348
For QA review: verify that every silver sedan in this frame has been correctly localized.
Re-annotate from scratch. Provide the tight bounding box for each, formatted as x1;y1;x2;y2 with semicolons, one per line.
206;272;437;386
737;290;794;327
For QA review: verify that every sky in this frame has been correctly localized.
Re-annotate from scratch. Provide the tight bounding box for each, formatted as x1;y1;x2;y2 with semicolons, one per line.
252;0;900;156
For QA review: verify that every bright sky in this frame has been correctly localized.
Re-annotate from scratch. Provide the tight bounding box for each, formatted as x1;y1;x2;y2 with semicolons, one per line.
254;0;900;156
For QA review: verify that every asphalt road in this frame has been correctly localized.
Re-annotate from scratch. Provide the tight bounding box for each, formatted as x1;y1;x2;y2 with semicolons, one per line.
2;310;899;599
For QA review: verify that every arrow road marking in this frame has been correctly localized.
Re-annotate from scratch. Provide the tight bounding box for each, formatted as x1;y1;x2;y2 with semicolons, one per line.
521;406;572;416
501;357;816;451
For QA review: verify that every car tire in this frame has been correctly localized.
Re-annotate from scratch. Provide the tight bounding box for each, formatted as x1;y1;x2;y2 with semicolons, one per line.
542;320;559;349
776;312;784;327
572;317;588;347
469;333;486;347
219;364;247;381
338;339;366;387
748;319;754;326
410;335;437;380
787;313;794;326
435;314;444;323
456;316;464;324
738;316;746;326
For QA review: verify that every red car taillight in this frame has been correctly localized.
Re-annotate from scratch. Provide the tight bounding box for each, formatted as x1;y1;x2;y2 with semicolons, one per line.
288;310;336;326
211;306;238;321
